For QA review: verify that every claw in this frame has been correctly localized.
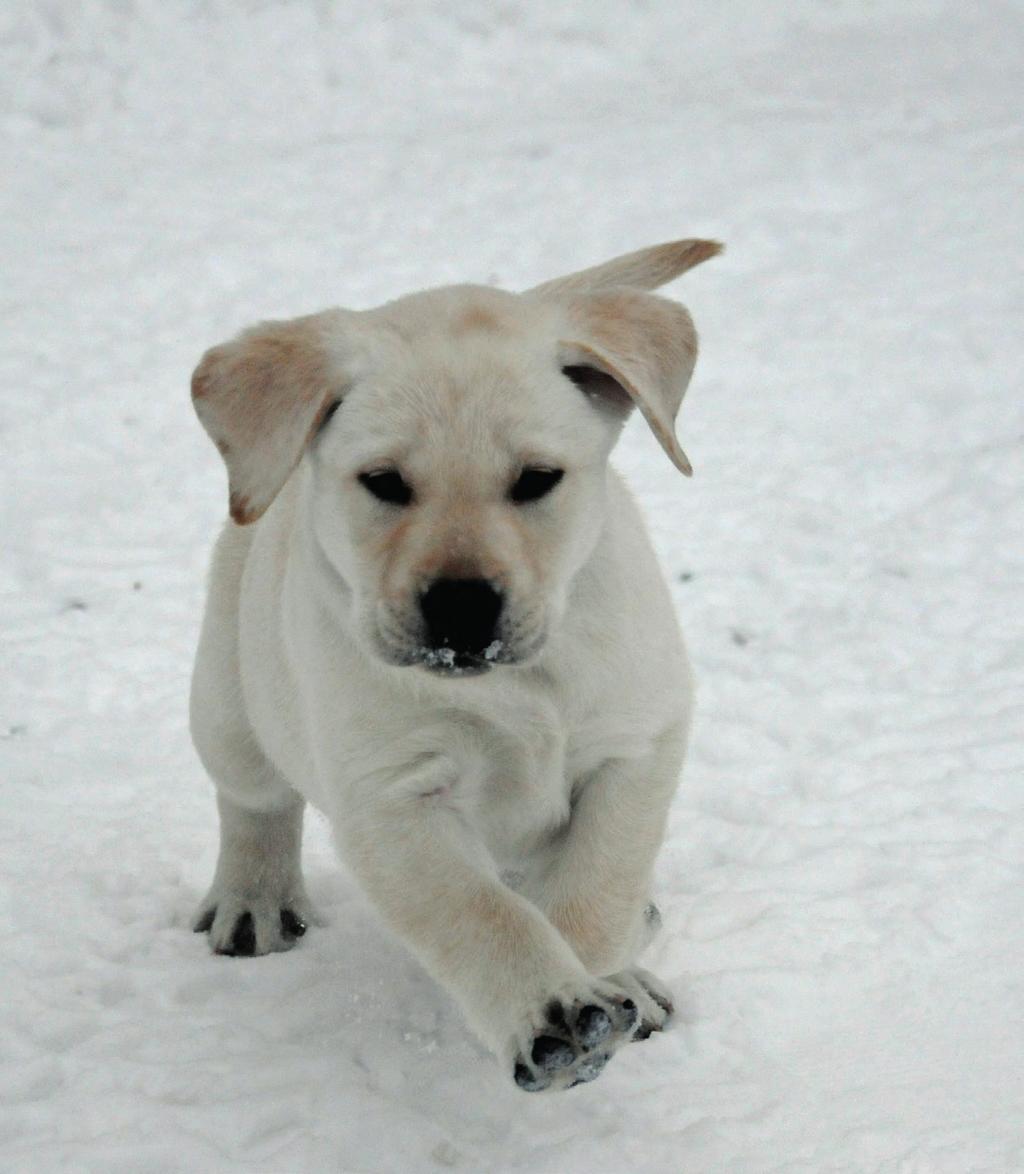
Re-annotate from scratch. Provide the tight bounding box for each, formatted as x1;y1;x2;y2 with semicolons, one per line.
639;981;673;1017
649;990;674;1016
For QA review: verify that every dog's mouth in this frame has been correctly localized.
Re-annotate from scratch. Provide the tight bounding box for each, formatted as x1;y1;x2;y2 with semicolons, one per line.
372;614;547;676
412;639;509;677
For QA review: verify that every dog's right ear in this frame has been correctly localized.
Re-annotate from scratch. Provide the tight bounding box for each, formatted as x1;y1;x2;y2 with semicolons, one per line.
557;288;702;476
191;311;350;525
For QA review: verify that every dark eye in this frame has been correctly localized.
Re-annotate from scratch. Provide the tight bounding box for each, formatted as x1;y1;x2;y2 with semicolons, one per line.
509;467;564;504
358;469;413;505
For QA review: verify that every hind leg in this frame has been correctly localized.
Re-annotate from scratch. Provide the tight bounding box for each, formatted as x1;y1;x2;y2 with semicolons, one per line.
189;523;320;956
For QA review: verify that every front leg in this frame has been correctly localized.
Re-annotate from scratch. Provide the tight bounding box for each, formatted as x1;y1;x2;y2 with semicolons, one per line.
192;791;322;955
535;723;689;1034
336;755;641;1091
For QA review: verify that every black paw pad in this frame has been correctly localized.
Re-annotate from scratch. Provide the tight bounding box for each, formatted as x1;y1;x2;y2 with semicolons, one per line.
531;1035;575;1072
544;1000;568;1029
193;908;215;934
575;1005;612;1049
280;909;307;938
619;998;639;1030
571;1052;610;1085
514;1061;551;1092
218;911;256;956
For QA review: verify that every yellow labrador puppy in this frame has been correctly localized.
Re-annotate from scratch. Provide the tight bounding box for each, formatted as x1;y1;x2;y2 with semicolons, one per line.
189;239;720;1092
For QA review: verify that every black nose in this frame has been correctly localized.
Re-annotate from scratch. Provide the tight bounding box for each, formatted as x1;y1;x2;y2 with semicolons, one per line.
420;578;503;657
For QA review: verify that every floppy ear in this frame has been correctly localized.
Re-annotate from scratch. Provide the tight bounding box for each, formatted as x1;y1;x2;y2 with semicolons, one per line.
191;311;347;524
558;288;700;476
532;238;721;296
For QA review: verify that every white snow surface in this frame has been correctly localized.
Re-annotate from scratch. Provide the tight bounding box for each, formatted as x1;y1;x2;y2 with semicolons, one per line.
2;2;1023;1170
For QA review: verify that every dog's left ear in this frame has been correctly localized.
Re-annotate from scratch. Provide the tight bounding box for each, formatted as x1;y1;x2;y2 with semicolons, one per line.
557;288;699;476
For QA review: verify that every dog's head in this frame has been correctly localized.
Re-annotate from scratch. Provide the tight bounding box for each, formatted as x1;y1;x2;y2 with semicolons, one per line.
191;239;720;675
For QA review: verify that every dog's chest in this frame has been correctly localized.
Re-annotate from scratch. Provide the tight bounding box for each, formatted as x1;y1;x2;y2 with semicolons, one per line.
464;693;574;867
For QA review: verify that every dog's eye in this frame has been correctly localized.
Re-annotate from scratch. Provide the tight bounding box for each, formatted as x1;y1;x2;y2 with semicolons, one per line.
358;469;414;506
509;467;564;504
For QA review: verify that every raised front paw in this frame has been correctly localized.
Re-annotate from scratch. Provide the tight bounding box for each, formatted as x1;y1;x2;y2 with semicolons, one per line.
192;887;322;956
510;979;642;1092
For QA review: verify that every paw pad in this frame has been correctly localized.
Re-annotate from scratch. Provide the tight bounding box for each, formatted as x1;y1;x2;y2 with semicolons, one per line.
514;1062;551;1092
570;1052;609;1085
192;903;312;956
575;1005;612;1049
220;911;256;956
513;988;643;1093
280;909;307;938
192;908;215;934
531;1036;575;1072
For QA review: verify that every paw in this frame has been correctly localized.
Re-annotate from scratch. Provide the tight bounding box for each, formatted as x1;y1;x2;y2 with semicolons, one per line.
602;967;674;1040
192;888;322;957
510;979;641;1092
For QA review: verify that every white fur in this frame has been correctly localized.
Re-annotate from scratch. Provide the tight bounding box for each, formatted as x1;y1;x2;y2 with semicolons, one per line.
188;240;718;1091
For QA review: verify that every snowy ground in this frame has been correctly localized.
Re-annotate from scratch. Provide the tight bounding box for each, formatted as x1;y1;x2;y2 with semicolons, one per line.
2;2;1023;1170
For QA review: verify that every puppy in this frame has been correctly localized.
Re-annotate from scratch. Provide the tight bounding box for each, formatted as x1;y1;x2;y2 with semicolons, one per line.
188;238;720;1092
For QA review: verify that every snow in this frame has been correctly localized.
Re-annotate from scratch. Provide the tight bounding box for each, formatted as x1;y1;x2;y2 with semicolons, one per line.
2;1;1022;1170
